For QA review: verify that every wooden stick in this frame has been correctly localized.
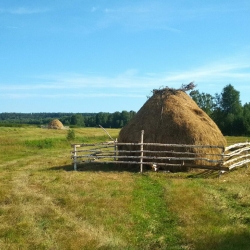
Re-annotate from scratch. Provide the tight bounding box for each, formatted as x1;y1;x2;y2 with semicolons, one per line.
224;147;250;158
73;142;224;149
73;145;77;171
75;154;223;164
140;130;144;173
225;142;250;151
114;138;117;161
72;142;115;147
115;142;224;149
229;159;250;170
224;154;250;165
92;148;216;156
99;125;115;141
114;149;223;157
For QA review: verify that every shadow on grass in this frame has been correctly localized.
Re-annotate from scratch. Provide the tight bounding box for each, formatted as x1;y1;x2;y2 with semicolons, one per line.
49;164;228;177
196;230;250;250
187;169;223;179
49;164;75;171
49;163;144;173
187;165;248;179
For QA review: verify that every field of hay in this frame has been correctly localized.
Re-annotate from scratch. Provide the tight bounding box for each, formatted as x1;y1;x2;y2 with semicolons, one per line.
0;126;250;249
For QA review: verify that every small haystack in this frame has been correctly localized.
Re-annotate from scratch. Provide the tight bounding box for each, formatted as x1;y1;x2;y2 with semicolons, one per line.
118;86;226;171
48;119;64;129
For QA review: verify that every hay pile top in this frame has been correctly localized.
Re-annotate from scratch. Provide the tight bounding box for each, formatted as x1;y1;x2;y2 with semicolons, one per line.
152;82;196;96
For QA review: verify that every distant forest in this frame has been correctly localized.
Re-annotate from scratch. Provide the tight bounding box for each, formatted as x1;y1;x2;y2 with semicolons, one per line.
0;111;136;129
1;84;249;136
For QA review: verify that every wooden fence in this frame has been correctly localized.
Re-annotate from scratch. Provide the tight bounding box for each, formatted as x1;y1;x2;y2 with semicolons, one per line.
223;142;250;170
71;130;250;172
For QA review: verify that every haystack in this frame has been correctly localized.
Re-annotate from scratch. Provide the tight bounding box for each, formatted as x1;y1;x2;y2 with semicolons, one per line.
118;87;226;171
48;119;64;129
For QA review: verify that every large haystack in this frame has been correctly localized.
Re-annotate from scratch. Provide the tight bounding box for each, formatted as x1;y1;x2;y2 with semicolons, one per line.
48;119;64;129
118;87;226;171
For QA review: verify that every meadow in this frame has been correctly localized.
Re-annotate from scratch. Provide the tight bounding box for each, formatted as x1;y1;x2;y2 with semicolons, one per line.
0;126;250;250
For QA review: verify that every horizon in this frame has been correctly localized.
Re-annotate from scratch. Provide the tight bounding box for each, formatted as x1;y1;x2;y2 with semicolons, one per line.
0;83;248;114
1;1;250;113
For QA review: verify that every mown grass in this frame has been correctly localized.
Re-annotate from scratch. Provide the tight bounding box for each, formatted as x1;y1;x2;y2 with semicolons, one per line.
225;136;250;145
0;127;250;249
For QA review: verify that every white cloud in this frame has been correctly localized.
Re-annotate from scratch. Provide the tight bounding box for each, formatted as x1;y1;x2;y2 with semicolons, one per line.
163;62;250;83
1;59;250;103
0;7;50;15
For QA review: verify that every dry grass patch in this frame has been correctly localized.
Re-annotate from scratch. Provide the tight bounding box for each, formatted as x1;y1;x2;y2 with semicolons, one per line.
0;165;132;248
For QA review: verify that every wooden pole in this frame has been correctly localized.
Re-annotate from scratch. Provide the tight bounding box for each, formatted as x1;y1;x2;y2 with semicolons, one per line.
99;125;115;141
114;138;117;161
74;145;77;171
140;130;144;173
221;147;225;168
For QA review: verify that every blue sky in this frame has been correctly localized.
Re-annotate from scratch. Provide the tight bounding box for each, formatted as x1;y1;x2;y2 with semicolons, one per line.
1;0;250;113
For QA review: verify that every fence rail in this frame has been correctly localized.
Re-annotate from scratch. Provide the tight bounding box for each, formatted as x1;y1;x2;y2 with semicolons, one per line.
223;142;250;170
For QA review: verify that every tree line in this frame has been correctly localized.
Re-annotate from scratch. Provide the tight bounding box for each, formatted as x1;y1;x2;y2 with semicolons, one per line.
60;111;136;128
190;84;250;136
0;111;136;129
1;84;249;135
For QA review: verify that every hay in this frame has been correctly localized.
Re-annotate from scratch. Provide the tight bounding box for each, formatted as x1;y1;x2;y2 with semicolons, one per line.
48;119;64;129
118;89;226;171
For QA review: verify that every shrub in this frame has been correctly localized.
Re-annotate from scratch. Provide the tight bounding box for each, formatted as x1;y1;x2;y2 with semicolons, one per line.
67;129;75;141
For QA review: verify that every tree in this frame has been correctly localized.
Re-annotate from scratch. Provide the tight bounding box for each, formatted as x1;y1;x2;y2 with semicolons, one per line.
85;116;96;127
96;112;109;127
216;84;243;135
111;112;122;128
189;90;214;116
190;85;248;135
61;116;71;126
120;111;130;126
220;84;242;115
243;103;250;135
70;114;85;127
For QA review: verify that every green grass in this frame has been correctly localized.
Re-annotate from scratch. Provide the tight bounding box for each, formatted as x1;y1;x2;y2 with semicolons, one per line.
128;175;180;249
225;136;250;145
0;127;250;249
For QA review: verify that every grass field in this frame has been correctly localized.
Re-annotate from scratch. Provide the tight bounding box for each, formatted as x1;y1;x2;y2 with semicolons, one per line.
0;127;250;249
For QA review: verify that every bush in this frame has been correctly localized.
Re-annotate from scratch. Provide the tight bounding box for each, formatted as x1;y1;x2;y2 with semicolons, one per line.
67;129;75;141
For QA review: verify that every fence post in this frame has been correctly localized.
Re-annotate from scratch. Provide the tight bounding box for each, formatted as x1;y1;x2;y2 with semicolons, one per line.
74;145;77;171
114;138;117;161
140;130;144;173
221;146;225;168
245;140;248;169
